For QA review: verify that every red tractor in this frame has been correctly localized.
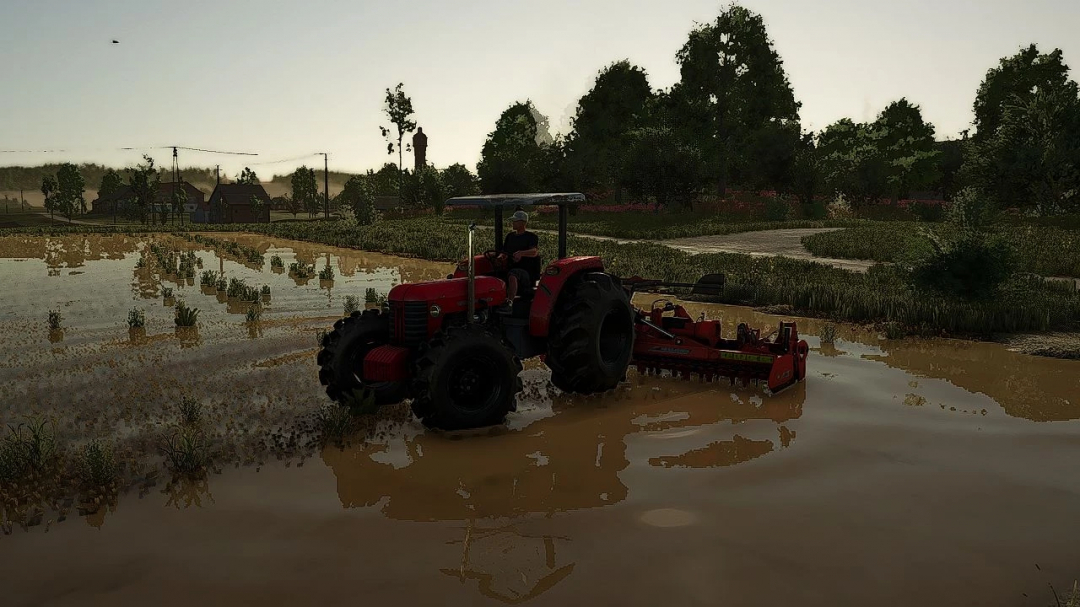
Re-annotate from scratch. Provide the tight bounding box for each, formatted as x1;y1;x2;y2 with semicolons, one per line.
317;193;808;431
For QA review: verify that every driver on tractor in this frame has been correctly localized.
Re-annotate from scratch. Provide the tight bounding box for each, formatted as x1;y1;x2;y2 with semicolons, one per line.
503;210;540;301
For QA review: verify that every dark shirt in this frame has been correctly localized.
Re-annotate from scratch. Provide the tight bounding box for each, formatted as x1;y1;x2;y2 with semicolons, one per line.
503;230;540;281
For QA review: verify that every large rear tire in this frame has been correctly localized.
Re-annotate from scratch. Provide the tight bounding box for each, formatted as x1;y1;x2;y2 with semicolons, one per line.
410;325;522;431
317;309;407;405
545;272;634;394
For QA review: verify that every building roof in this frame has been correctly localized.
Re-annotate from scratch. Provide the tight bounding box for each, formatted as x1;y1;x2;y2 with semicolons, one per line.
210;183;272;205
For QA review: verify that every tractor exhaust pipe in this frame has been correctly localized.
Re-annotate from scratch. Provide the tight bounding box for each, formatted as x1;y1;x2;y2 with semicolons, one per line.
467;222;475;323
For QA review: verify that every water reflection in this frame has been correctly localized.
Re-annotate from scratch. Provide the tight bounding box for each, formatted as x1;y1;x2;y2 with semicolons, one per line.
440;522;575;605
320;376;805;602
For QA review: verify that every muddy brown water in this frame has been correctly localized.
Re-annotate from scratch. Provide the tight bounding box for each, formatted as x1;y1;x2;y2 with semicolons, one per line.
1;233;1079;606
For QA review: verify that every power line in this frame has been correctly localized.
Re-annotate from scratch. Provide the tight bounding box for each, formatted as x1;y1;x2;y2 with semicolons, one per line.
246;152;324;166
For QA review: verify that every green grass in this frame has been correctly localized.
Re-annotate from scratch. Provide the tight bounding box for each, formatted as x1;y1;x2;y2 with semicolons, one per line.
802;222;1080;277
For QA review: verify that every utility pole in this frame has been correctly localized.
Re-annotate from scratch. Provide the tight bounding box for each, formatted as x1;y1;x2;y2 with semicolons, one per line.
317;152;329;219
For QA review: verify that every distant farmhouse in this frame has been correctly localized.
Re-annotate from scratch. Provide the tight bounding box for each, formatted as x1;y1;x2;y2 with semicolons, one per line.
90;182;205;219
200;184;272;223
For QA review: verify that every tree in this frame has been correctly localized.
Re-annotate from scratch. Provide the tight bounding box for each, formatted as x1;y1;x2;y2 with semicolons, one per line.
567;60;654;192
41;175;57;220
789;132;823;214
371;163;400;195
440;163;480;199
418;166;445;214
674;3;801;196
235;167;259;185
339;175;377;225
816;118;884;205
291;166;319;218
172;188;188;225
476;101;549;194
379;83;417;202
282;193;303;219
98;168;123;200
249;195;266;223
128;155;159;225
54;163;86;223
972;44;1072;143
964;45;1080;213
618;125;706;211
869;99;941;203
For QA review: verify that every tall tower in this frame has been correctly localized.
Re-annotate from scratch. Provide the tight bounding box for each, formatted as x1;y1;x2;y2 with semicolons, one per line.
412;127;428;172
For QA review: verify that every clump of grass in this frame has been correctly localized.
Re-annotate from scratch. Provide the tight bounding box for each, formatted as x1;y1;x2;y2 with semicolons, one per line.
227;277;247;299
270;255;283;268
289;262;314;279
75;440;117;488
319;265;334;281
178;397;203;426
215;274;227;292
317;403;354;446
245;305;262;323
342;388;377;416
160;427;210;477
0;418;59;484
260;284;270;296
161;286;174;300
343;295;360;315
200;270;217;287
175;300;199;327
365;288;388;308
883;321;905;339
47;309;62;330
819;322;838;345
127;308;146;328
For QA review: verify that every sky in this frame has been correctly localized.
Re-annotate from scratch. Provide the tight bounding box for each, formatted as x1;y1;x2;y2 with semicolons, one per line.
1;0;1078;179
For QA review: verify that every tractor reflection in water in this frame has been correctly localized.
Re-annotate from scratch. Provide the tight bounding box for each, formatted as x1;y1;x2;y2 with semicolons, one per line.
319;377;806;602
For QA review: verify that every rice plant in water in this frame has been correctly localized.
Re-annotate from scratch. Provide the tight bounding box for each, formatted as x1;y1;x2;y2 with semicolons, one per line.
160;428;210;477
178;398;203;426
819;322;838;345
75;440;118;488
270;255;283;268
200;270;217;287
260;284;271;296
162;286;173;300
317;404;354;446
47;310;62;330
175;300;199;327
215;274;227;292
319;265;335;280
127;308;146;328
0;418;59;484
246;305;262;323
343;295;360;315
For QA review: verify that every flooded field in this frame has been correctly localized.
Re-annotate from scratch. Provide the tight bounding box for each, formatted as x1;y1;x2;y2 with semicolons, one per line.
1;233;1079;606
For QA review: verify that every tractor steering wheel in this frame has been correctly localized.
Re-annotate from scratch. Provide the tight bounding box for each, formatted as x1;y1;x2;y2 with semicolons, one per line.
483;249;506;272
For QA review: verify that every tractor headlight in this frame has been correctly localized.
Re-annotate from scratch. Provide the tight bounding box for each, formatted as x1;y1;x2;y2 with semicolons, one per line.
430;305;441;318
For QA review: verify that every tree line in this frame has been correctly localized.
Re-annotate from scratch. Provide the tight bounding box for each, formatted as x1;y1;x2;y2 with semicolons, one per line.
470;4;1079;217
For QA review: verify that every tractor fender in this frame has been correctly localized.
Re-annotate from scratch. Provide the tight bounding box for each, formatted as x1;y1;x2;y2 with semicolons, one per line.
529;256;605;337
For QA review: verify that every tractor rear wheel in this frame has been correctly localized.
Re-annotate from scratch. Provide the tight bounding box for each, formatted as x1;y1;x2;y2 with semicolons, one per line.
317;309;407;405
410;325;523;431
545;272;634;394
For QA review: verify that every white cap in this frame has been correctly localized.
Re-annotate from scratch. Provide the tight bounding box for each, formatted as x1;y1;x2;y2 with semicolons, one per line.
511;210;529;222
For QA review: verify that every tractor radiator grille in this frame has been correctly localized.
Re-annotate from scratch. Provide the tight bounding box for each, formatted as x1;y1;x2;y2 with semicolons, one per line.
391;301;429;346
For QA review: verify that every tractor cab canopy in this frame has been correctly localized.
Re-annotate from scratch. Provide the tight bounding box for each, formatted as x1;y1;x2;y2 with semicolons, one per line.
444;193;585;259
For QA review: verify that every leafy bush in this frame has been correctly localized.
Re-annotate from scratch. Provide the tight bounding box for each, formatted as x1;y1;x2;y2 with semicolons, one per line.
161;286;173;299
319;265;335;280
260;284;270;296
910;200;945;222
819;323;838;344
909;229;1018;300
200;270;217;287
946;187;998;230
270;255;284;268
826;194;854;219
763;195;792;221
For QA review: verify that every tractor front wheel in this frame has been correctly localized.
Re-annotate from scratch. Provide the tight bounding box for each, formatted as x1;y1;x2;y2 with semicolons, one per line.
546;272;635;394
317;309;407;406
410;325;523;431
